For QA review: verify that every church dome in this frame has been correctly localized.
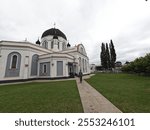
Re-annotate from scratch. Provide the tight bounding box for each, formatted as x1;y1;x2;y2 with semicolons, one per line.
41;28;67;40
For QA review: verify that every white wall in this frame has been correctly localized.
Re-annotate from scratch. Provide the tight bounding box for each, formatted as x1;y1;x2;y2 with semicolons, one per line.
38;54;74;78
0;41;90;81
0;47;7;80
0;41;49;81
41;35;67;51
67;45;90;75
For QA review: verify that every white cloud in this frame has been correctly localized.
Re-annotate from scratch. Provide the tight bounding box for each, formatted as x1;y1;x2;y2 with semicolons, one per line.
0;0;150;64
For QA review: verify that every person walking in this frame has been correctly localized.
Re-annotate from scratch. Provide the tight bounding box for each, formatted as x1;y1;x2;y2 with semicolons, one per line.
79;70;83;83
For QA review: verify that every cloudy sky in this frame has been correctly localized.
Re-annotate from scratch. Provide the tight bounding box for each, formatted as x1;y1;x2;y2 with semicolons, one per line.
0;0;150;64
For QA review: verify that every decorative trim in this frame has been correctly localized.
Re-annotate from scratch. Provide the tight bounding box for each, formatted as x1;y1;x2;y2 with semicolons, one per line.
0;41;53;53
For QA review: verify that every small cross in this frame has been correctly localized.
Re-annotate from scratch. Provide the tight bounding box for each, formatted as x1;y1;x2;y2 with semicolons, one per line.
54;22;56;28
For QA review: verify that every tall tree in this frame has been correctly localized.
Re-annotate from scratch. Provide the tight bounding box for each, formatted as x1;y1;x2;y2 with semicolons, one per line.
109;40;116;68
106;43;111;69
100;43;107;69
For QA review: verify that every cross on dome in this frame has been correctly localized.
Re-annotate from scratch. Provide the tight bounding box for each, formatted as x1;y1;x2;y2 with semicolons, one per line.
54;22;56;28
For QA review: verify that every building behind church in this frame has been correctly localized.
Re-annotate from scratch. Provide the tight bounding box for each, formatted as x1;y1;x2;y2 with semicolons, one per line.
0;27;90;82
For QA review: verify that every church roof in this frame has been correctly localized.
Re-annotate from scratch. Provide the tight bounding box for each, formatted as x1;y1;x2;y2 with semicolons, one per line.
41;28;67;40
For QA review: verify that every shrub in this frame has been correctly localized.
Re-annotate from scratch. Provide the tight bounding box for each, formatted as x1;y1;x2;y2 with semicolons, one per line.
122;53;150;75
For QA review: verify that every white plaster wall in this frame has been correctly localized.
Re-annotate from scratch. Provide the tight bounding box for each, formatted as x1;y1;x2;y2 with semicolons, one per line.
41;36;52;50
0;41;49;81
38;56;72;78
68;50;90;75
0;47;28;80
53;58;71;78
38;57;51;78
20;50;29;79
41;35;67;51
28;49;47;79
0;41;90;81
18;48;48;79
0;48;7;80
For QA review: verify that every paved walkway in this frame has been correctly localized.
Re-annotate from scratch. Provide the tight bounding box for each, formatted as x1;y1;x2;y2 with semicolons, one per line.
76;75;122;113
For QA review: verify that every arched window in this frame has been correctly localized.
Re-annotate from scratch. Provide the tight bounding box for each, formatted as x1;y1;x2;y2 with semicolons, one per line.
51;41;54;49
62;42;66;50
79;57;81;66
84;59;87;72
43;40;48;49
82;58;84;72
5;52;21;77
31;54;38;76
58;42;59;49
79;57;82;72
81;47;84;54
11;55;17;69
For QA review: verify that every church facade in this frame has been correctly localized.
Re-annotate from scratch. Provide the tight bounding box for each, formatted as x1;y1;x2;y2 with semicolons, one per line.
0;27;90;82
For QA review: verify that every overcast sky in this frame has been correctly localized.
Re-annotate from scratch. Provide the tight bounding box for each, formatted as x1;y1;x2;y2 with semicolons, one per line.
0;0;150;64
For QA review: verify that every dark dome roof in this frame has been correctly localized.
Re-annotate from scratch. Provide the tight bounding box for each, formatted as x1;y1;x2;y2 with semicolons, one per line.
41;28;67;40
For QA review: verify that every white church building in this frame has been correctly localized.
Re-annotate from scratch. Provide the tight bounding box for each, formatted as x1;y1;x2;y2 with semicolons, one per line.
0;27;90;82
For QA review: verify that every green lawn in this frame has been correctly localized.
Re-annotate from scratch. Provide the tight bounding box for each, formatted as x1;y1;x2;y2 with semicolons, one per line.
0;80;83;113
86;73;150;113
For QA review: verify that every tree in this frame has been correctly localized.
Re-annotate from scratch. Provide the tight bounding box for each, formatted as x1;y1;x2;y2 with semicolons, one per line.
100;43;107;69
109;40;116;68
122;53;150;76
106;43;111;69
100;40;117;70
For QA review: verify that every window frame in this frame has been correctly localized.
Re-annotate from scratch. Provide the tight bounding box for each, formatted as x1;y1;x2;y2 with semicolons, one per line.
58;42;59;49
10;54;18;69
51;41;54;49
43;40;48;49
43;64;47;73
62;42;66;50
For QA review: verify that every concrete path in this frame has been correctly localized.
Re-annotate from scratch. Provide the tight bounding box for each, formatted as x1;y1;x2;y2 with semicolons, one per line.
76;75;122;113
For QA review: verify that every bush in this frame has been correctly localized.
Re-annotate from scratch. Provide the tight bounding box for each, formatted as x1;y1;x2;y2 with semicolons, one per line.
122;53;150;75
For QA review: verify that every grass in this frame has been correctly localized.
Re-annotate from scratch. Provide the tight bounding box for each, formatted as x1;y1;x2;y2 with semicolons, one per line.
0;80;83;113
86;73;150;113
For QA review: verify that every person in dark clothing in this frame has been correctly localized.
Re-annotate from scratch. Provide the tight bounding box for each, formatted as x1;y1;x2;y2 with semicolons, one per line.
79;70;83;83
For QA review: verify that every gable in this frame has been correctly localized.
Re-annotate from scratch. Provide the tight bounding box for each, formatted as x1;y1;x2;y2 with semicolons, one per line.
77;44;87;56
